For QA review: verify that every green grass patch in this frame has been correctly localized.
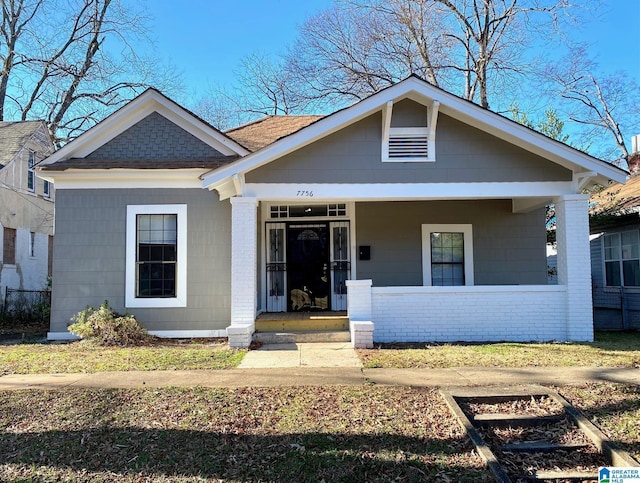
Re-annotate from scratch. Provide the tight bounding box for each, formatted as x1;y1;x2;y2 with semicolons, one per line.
358;330;640;369
0;340;245;374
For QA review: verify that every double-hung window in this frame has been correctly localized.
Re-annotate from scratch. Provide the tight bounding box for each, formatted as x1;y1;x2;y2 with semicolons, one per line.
126;205;187;307
603;231;640;287
422;224;474;286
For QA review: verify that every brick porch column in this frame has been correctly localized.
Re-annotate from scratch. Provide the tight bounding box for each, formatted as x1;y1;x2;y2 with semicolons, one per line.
554;194;593;341
346;279;374;348
227;196;258;348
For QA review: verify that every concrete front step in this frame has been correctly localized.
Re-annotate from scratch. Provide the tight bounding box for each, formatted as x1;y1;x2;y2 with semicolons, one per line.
253;330;351;344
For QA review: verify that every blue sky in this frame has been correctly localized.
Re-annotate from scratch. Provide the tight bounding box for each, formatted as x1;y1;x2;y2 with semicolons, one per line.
148;0;639;100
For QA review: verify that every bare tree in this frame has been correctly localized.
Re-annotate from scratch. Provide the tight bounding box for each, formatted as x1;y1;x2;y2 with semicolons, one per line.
0;0;181;144
279;0;579;109
542;45;639;163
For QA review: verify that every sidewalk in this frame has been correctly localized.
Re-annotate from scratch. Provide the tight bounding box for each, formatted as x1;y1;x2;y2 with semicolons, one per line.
1;366;638;391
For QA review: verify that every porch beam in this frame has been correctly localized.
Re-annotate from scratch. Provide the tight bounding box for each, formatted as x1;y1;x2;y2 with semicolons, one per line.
244;181;575;201
512;197;551;213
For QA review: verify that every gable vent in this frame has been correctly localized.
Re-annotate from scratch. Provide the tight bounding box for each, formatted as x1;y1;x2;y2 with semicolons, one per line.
388;127;430;159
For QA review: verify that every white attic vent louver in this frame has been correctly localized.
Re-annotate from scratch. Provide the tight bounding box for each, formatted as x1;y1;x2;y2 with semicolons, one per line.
388;127;430;159
381;100;439;162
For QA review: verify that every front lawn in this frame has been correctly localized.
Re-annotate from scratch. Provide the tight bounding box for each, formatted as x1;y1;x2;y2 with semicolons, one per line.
358;331;640;368
0;384;638;482
0;339;245;374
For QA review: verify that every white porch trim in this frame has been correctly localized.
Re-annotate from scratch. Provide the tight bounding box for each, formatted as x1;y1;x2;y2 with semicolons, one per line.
243;181;575;201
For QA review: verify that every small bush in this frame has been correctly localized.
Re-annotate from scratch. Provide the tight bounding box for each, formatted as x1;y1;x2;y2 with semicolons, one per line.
68;300;154;346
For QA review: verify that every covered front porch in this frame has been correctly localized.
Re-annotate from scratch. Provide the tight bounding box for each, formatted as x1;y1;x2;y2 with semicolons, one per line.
225;192;592;349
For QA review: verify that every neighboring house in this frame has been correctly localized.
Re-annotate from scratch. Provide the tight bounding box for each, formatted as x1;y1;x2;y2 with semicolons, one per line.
0;121;55;308
590;149;640;329
39;76;626;347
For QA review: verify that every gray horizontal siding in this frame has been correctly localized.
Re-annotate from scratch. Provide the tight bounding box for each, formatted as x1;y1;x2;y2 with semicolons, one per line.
50;188;231;333
246;103;572;184
355;200;548;286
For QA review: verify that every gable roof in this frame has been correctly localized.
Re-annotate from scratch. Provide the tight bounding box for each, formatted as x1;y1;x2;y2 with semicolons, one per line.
41;88;249;169
0;121;49;167
202;75;627;196
226;115;324;152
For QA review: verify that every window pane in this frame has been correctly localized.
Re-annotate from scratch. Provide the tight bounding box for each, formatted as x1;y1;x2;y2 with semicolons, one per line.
269;228;284;262
605;261;621;286
623;260;640;286
430;232;465;286
622;231;640;260
136;214;177;298
604;234;620;261
452;264;465;284
333;226;348;261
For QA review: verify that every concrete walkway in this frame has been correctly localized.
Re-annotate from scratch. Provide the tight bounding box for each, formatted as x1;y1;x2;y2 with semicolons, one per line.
0;367;638;391
238;342;362;369
0;340;638;390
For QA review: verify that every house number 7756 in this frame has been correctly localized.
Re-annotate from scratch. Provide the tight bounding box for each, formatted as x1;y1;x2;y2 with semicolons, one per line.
296;190;314;197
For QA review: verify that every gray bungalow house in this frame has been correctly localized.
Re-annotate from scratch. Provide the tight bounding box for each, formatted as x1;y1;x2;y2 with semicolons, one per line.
39;76;626;347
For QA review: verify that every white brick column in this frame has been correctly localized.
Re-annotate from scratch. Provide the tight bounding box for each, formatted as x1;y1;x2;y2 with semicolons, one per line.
227;197;258;348
554;194;593;341
346;279;374;348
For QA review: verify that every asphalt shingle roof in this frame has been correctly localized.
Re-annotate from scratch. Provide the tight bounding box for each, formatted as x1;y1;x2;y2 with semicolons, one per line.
40;156;236;171
225;115;324;152
0;121;46;167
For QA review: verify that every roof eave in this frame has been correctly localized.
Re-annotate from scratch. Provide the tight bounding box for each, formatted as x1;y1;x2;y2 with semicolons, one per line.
202;76;626;190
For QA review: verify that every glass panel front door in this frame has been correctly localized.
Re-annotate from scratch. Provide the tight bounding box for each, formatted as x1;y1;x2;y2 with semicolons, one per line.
287;223;330;311
266;223;286;311
266;219;351;312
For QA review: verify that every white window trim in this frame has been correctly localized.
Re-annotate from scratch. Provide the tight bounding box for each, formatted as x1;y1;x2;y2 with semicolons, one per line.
126;204;187;308
422;224;474;286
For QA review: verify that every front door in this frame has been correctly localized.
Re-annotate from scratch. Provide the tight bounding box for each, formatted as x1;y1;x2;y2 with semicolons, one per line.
287;223;330;311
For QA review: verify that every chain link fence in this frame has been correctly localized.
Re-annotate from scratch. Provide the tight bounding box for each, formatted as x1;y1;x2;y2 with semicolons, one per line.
592;284;640;330
2;288;51;325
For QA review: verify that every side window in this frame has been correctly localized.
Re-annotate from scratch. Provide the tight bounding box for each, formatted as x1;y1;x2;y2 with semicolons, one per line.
604;231;640;287
422;224;474;286
125;205;187;308
28;151;36;192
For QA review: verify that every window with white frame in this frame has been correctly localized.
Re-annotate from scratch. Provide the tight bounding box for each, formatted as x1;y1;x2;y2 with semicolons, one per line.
43;180;51;198
422;224;474;286
603;231;640;287
125;204;187;308
27;151;36;192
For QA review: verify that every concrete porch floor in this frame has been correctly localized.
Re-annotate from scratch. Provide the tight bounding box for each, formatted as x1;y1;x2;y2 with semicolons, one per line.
238;342;362;369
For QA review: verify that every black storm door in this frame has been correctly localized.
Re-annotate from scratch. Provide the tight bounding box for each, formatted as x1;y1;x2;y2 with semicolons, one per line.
287;223;330;311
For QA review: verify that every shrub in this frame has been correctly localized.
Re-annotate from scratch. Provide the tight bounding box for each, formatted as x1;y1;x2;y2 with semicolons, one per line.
68;300;154;346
